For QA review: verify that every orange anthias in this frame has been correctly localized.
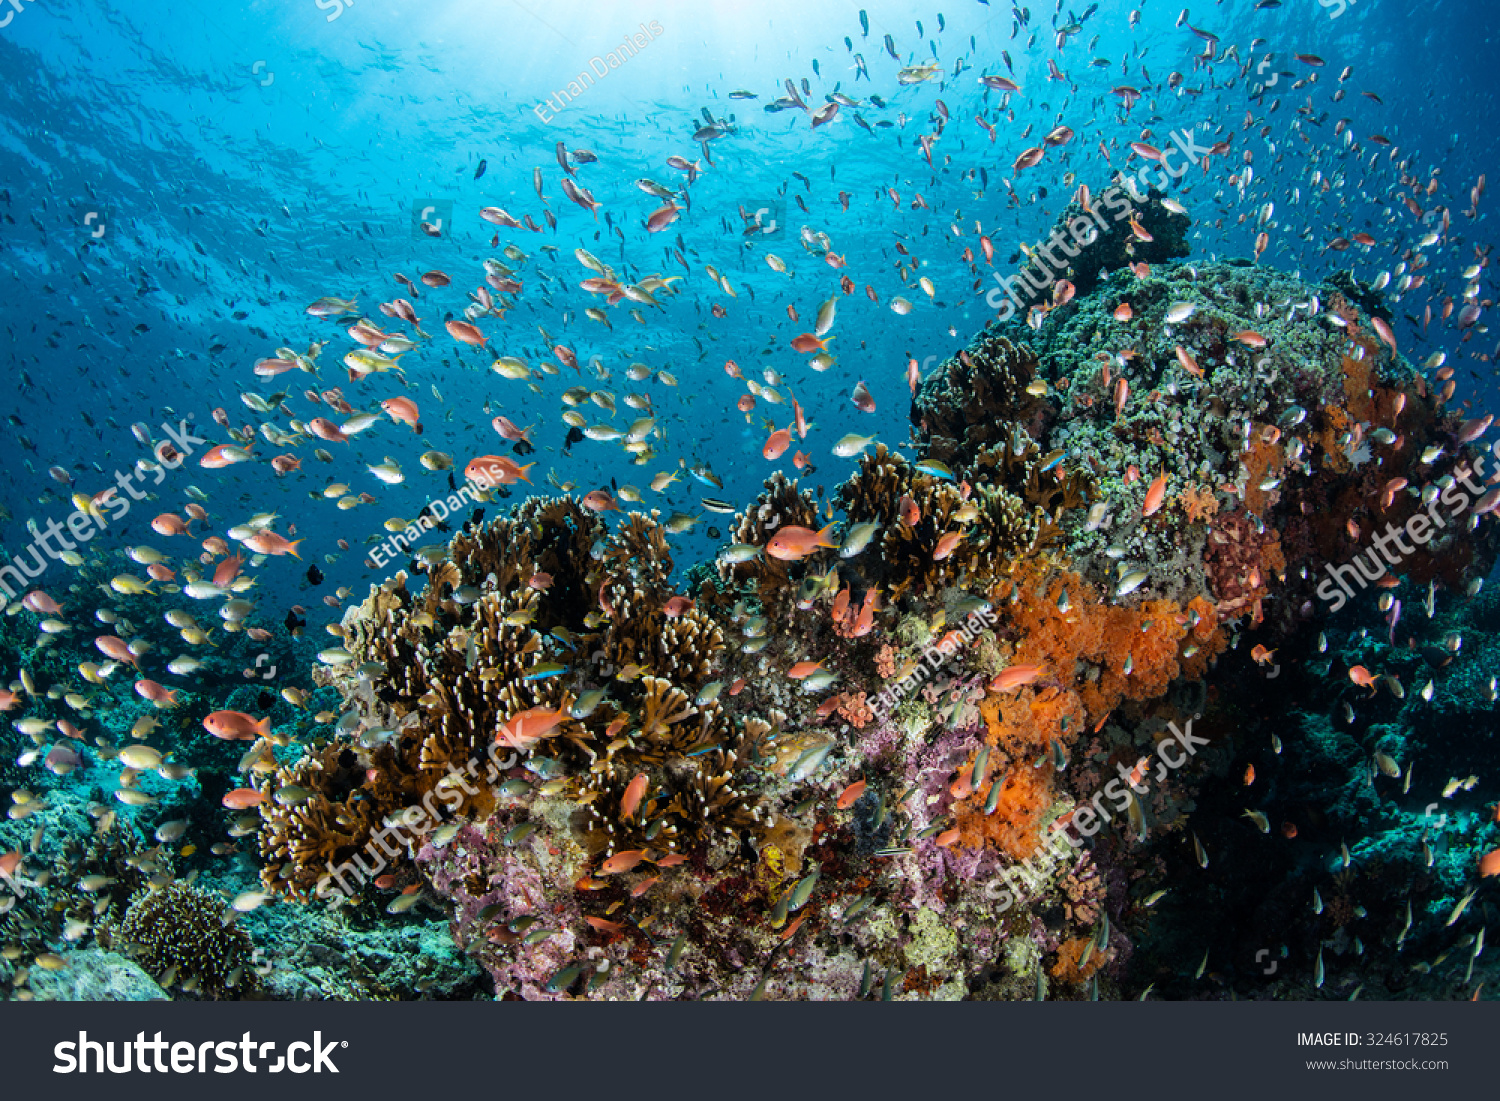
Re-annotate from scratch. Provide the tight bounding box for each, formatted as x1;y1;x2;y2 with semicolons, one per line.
497;706;569;750
1142;473;1169;516
990;663;1046;692
790;333;833;353
766;523;838;561
1348;665;1377;695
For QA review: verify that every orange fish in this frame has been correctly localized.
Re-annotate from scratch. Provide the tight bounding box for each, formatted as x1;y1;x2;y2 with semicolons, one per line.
1232;330;1268;348
836;779;867;809
465;455;535;487
1243;764;1256;785
1282;822;1298;840
766;523;838;561
212;553;243;588
663;595;693;617
1174;345;1204;378
601;850;646;875
790;333;832;353
203;710;272;741
738;395;756;413
793;450;810;470
1379;476;1408;510
221;788;265;810
899;495;920;526
630;876;661;898
308;417;349;443
22;590;63;615
95;634;139;666
1142;473;1169;516
584;915;626;933
1347;665;1377;695
654;853;690;867
380;396;421;432
934;828;961;847
582;489;620;512
850;588;880;637
244;531;303;559
763;427;792;460
933;531;964;561
788;659;827;680
991;664;1045;692
1371;315;1398;353
445;319;487;347
151;513;191;537
497;706;569;750
620;774;648;821
134;679;180;708
1250;644;1276;665
1113;302;1133;321
851;381;876;412
1482;848;1500;877
1013;146;1045;172
199;443;252;469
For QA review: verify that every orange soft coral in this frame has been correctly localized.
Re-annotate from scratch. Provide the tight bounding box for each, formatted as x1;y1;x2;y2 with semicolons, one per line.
874;644;897;679
951;563;1227;862
1178;483;1219;524
1240;431;1285;515
1050;935;1110;985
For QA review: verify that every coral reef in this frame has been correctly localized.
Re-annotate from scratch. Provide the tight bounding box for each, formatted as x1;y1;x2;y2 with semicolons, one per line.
232;234;1496;1000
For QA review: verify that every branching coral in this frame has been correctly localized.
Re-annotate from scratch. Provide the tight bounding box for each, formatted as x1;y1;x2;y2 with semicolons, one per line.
716;472;823;619
913;335;1054;472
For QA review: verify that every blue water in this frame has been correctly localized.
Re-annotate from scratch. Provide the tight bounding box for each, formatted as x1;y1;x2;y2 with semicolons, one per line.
0;0;1495;610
